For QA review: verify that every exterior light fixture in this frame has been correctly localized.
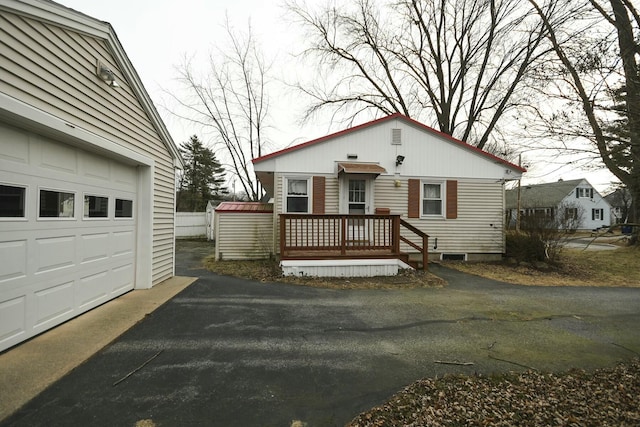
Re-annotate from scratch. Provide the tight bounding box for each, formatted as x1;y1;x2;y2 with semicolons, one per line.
395;155;405;166
97;61;119;87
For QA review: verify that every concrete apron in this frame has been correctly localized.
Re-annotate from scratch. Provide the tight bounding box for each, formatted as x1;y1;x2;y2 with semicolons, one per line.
0;276;196;421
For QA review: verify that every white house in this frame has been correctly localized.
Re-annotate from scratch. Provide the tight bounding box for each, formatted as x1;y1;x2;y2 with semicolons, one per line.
0;0;182;352
241;113;524;276
505;179;612;231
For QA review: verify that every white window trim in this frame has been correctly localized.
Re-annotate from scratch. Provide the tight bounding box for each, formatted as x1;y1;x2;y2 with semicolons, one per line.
421;180;445;218
83;192;110;220
114;197;135;220
37;187;76;220
593;208;603;221
283;176;312;214
0;182;28;221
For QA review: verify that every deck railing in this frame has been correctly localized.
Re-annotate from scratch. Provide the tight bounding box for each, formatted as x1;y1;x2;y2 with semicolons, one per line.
279;214;429;268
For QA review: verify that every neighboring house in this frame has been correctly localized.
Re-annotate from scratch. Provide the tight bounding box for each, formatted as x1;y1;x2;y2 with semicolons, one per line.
604;187;632;224
0;0;183;352
505;179;611;231
234;113;525;277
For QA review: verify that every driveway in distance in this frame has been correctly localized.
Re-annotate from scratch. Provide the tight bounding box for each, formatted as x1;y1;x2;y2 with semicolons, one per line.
3;241;640;427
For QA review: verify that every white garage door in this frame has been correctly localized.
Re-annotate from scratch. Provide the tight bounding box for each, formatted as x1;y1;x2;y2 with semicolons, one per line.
0;124;137;352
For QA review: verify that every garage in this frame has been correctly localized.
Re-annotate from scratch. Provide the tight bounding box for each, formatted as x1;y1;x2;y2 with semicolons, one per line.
0;124;139;351
0;1;183;353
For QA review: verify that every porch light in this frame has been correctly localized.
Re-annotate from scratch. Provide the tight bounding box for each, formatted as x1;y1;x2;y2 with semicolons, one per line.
396;155;405;166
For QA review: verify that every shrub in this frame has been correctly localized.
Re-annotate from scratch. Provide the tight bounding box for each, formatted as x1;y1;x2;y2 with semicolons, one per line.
506;232;547;263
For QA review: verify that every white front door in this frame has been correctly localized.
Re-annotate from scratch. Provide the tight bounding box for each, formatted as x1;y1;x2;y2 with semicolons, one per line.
348;178;367;214
342;177;374;243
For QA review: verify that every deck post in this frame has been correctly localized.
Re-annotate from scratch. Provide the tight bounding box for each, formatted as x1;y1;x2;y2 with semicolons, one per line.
422;235;429;270
279;215;285;257
392;215;401;254
341;216;346;255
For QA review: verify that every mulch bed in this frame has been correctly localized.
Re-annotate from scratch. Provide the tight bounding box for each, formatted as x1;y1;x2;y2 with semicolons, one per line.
347;359;640;426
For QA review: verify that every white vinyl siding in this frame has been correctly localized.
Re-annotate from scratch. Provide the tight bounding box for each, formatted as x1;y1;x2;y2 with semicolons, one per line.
271;174;338;255
215;213;274;260
376;178;505;256
0;11;176;284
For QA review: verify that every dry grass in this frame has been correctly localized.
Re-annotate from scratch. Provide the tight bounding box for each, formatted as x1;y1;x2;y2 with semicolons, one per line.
203;246;640;289
202;256;446;289
443;246;640;287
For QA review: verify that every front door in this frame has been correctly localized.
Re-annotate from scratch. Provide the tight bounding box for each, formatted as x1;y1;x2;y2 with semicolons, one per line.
345;178;372;243
348;178;367;214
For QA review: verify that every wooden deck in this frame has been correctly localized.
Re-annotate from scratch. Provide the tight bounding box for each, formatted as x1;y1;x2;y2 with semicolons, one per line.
279;214;429;269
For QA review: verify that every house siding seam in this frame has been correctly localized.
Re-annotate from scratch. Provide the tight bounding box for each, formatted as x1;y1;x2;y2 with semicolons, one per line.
0;11;176;284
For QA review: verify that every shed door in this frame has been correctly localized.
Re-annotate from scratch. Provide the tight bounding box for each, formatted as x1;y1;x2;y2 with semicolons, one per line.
0;125;137;352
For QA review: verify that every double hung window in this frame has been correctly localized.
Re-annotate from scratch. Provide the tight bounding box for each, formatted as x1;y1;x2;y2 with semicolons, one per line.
285;178;309;213
422;182;443;216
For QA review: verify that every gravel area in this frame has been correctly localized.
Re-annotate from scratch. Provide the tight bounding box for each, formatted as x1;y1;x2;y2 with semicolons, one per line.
347;359;640;426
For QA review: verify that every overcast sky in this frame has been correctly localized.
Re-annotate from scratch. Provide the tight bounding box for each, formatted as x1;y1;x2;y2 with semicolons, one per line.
57;0;617;192
57;0;319;146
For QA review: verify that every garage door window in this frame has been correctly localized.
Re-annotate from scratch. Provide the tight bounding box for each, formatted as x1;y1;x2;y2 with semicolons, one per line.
39;189;75;218
0;185;26;218
84;195;108;218
115;198;133;218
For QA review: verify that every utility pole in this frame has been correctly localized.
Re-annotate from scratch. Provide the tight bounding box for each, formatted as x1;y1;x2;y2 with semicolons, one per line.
516;154;522;232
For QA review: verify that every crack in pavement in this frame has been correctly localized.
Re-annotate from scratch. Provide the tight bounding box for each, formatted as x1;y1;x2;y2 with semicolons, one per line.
324;314;593;333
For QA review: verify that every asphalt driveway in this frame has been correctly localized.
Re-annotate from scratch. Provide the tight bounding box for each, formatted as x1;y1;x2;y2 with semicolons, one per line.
3;241;640;427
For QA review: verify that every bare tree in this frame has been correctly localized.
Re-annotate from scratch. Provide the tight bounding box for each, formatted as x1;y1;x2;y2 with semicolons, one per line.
286;0;551;149
508;201;585;263
167;19;271;201
527;0;639;228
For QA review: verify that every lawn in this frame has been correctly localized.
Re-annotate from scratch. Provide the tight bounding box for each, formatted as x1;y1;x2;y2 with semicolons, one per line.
203;255;446;289
203;245;639;288
444;246;640;287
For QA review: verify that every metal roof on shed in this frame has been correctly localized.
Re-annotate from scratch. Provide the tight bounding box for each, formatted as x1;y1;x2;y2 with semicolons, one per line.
215;202;273;213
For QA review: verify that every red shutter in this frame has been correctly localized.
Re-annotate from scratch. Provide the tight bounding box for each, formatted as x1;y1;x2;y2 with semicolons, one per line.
408;179;420;218
446;180;458;219
312;176;325;214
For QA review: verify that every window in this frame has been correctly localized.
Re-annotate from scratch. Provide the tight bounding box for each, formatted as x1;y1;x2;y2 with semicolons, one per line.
115;199;133;218
577;188;593;198
285;178;309;213
565;207;578;220
39;189;75;218
422;183;443;216
348;179;366;214
592;208;604;221
84;195;108;218
0;185;26;218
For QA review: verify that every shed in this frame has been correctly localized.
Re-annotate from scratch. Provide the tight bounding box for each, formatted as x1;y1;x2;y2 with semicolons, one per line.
214;202;274;260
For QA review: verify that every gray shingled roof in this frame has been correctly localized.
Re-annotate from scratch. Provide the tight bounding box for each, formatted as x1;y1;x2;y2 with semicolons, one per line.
505;179;584;209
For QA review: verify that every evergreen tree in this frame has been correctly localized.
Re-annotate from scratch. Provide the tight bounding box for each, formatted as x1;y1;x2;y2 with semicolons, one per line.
177;135;228;211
